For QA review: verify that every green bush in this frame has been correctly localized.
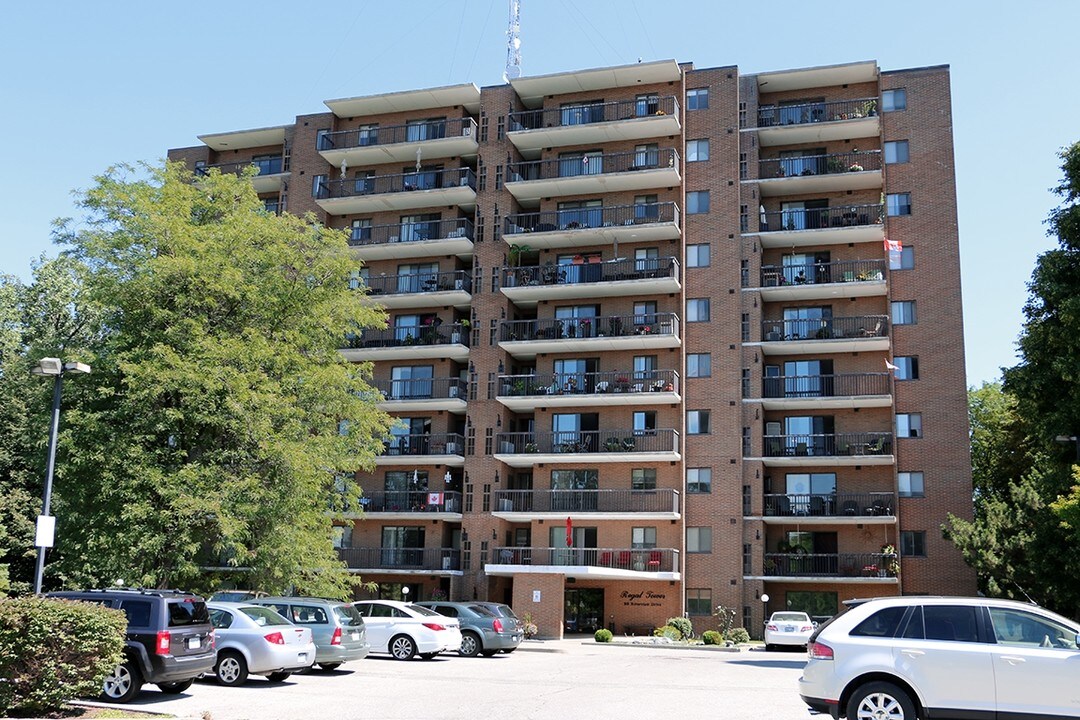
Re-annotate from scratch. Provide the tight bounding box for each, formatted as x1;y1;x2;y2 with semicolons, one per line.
594;628;613;643
0;596;126;714
665;616;693;640
701;630;723;645
653;624;682;641
725;627;751;645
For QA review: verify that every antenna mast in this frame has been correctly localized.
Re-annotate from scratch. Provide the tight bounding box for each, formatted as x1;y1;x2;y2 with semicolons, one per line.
503;0;522;83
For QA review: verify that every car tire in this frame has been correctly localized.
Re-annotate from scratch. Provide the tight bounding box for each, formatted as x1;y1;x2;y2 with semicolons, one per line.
215;650;249;686
846;681;917;720
266;672;292;682
101;661;142;703
481;649;499;657
157;679;194;694
390;634;417;660
317;663;342;671
459;631;482;657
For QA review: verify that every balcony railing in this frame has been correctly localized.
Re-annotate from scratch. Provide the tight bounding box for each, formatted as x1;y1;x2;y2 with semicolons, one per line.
763;491;896;518
499;369;679;396
763;551;897;578
196;156;286;177
381;432;465;457
489;546;678;573
319;167;476;200
759;150;881;179
756;97;878;128
371;377;467;402
356;490;463;514
504;202;679;235
492;488;680;514
756;203;883;233
762;432;894;457
337;547;460;571
345;325;470;350
348;217;473;247
500;312;680;342
365;270;472;296
508;96;681;132
506;148;679;183
760;259;885;287
495;429;679;455
317;118;477;152
761;315;889;341
503;256;678;289
762;373;891;399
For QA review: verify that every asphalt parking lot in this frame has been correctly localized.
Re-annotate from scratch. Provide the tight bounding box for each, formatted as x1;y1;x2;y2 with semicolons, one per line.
125;642;812;720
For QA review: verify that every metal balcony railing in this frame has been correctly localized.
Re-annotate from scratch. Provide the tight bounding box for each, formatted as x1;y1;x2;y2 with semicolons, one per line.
490;546;679;573
503;256;678;289
504;202;680;235
500;312;680;342
508;95;680;132
761;315;889;342
345;324;470;350
365;270;472;296
381;432;465;457
762;491;896;518
319;167;476;200
761;432;894;458
763;551;898;578
495;429;679;455
756;97;879;128
755;203;884;233
506;148;680;183
356;490;463;514
348;217;473;247
758;150;882;179
317;117;477;152
761;372;891;399
196;156;286;177
492;488;680;514
760;259;886;287
371;377;467;402
337;547;461;571
498;369;679;397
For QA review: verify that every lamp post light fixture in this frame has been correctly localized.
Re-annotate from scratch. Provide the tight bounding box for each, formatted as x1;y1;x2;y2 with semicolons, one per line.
31;357;91;595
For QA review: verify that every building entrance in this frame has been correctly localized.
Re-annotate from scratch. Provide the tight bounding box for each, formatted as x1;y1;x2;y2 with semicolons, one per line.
564;588;604;634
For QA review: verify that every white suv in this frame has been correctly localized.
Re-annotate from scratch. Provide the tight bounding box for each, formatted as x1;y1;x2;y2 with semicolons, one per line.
799;596;1080;720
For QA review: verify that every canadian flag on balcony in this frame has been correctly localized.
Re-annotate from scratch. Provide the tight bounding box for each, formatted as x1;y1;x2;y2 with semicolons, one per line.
884;237;902;266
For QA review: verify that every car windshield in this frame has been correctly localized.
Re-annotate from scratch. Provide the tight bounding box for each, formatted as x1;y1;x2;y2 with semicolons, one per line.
407;604;441;617
335;603;366;627
772;613;810;622
168;598;209;626
240;606;290;627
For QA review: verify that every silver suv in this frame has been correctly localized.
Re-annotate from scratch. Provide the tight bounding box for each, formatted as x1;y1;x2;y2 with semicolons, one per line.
249;596;369;670
799;596;1080;719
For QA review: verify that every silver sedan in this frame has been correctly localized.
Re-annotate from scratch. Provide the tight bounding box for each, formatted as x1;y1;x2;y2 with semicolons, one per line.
207;602;317;686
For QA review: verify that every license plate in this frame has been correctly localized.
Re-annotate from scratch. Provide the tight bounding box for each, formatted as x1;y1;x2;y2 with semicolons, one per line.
187;637;201;649
351;632;360;641
512;635;519;642
298;652;308;662
783;626;794;633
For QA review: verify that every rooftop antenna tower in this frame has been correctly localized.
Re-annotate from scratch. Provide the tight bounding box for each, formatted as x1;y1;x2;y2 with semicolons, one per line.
503;0;522;83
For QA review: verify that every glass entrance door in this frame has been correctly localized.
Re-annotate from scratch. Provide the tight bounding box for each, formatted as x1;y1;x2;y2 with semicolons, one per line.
564;588;604;634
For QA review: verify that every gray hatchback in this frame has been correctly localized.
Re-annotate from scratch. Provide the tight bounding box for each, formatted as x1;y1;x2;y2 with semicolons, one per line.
415;601;522;657
249;596;369;670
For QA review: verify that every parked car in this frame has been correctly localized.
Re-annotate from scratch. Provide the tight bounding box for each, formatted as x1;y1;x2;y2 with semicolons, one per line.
206;602;316;685
48;588;216;703
799;596;1080;720
470;602;526;652
209;590;267;603
248;596;369;670
415;601;522;657
763;611;815;651
352;599;463;660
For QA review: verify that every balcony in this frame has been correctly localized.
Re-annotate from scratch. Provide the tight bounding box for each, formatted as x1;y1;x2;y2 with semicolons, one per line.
317;117;478;167
753;151;882;197
760;373;892;410
337;547;461;574
496;369;679;411
502;256;680;306
760;431;894;467
372;377;467;414
363;270;472;310
757;259;886;301
494;429;680;468
758;315;890;355
759;552;898;583
752;97;880;147
750;204;885;248
499;312;680;359
341;325;469;362
348;217;473;261
376;432;465;467
505;148;681;204
507;96;681;153
486;546;679;579
195;156;288;194
503;202;681;250
492;489;680;520
350;490;463;518
761;491;896;525
315;167;476;215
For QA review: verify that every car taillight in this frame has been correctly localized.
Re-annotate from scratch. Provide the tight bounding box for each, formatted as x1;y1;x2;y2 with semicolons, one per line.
331;627;343;645
264;631;285;645
800;625;814;632
209;629;216;650
493;618;503;633
155;631;171;655
422;623;446;631
766;624;778;631
808;641;834;660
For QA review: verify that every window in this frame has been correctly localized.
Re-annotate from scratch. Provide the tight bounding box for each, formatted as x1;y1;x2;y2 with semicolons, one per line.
785;591;838;619
631;526;657;549
632;468;657;491
687;191;710;214
687;88;709;110
550;469;598;490
901;530;927;557
882;89;907;112
850;606;907;638
687;410;710;434
687;353;711;378
687;139;709;162
633;411;657;434
893;356;919;380
312;174;328;198
686;244;710;267
686;527;712;553
892;300;917;325
989;607;1078;649
686;588;712;615
687;299;710;322
634;194;660;220
886;192;911;216
884;140;909;164
687;467;711;493
332;525;353;549
897;413;922;438
898;471;925;497
890;245;915;270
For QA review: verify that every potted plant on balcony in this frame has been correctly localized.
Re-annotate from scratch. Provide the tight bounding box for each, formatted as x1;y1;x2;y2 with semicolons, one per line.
451;319;470;344
615;375;630;392
524;441;539;453
604;437;622;452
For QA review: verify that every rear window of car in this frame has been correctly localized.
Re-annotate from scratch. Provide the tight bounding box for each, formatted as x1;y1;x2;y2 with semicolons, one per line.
408;604;441;617
483;604;518;619
334;604;365;627
119;600;153;627
850;606;907;638
468;605;496;617
168;599;209;626
289;604;329;624
241;606;290;627
772;613;809;623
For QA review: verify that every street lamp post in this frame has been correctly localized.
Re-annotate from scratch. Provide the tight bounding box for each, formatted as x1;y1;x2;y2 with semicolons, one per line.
31;357;90;595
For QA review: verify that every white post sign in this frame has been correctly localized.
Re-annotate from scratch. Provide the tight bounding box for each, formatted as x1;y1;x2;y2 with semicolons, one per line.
532;590;541;603
35;515;56;548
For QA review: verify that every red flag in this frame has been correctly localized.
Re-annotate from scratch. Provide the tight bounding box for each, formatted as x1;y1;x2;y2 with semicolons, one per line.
884;237;902;254
565;517;573;547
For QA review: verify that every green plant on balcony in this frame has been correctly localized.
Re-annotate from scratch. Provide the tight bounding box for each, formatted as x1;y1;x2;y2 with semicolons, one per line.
621;437;637;451
604;437;622;452
512;379;527;395
862;99;878;117
826;157;846;174
524;441;539;453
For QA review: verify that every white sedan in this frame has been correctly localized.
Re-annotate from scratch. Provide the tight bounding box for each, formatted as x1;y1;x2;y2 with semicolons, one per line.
207;602;317;685
352;600;462;660
764;611;815;650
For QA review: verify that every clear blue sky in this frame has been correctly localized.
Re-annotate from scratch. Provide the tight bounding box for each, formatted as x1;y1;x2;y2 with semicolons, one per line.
2;0;1076;386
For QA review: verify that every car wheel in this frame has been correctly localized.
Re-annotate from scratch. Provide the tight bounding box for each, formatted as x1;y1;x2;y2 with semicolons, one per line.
101;661;142;703
215;650;249;686
266;672;292;682
419;652;439;660
157;679;194;694
459;631;481;657
317;663;342;671
390;634;417;660
480;649;499;657
847;681;917;720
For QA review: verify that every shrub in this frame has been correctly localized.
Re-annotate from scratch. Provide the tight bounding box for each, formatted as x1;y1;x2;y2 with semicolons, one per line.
0;596;126;714
725;627;751;645
665;616;693;640
594;628;613;643
701;630;723;645
653;624;682;641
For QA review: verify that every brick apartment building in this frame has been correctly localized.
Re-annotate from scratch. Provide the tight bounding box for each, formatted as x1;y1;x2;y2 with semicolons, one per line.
169;59;976;638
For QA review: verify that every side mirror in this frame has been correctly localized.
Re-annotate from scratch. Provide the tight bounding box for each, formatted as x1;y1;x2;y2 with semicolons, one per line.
1075;633;1080;648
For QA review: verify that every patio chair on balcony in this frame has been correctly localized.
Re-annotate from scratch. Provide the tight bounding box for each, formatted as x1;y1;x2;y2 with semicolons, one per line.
809;496;826;516
647;551;662;570
841;500;859;516
617;551;632;569
599;551;613;567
